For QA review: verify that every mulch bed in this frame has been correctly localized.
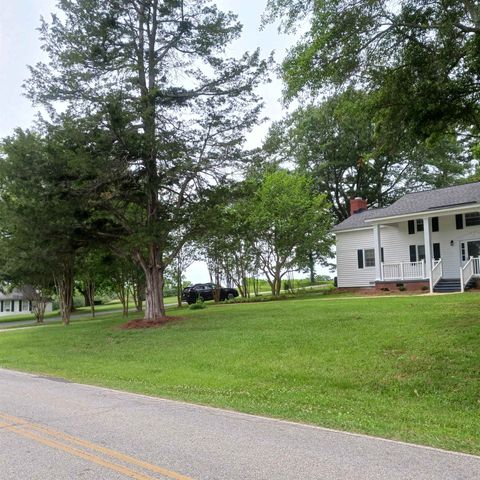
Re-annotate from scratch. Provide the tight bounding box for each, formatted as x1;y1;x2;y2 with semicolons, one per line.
120;316;186;330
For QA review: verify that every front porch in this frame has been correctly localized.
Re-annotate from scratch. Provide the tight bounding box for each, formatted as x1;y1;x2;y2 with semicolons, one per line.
376;258;480;292
369;213;480;293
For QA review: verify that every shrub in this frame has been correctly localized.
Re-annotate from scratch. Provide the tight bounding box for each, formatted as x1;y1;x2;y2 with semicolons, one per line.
189;298;206;310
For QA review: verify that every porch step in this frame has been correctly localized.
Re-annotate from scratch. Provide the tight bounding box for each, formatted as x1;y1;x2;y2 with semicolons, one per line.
433;278;461;293
433;278;476;293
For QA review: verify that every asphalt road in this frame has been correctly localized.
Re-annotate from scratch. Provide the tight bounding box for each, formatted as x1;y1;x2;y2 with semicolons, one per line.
0;368;478;479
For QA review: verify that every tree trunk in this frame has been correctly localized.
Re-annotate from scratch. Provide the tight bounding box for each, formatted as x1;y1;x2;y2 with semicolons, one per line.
143;264;165;319
83;291;91;307
308;251;315;285
85;280;95;317
125;285;129;317
33;299;47;324
176;260;183;308
213;268;221;302
55;261;74;325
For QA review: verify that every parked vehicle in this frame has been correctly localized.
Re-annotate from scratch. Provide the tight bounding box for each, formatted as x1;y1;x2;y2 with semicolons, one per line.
182;283;239;304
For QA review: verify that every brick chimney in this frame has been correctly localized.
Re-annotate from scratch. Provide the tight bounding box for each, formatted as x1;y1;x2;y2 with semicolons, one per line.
350;197;368;215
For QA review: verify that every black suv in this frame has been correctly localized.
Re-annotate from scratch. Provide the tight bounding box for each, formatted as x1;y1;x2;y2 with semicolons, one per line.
182;283;239;304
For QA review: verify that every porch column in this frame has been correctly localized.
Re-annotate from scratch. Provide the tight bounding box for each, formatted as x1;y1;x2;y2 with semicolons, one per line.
373;224;382;281
423;217;433;293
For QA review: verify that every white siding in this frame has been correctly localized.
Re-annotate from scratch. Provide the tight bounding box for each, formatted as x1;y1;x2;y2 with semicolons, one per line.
336;213;480;287
336;229;376;287
0;300;53;316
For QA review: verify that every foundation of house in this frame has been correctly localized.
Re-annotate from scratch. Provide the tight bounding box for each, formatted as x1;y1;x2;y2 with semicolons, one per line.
375;280;430;292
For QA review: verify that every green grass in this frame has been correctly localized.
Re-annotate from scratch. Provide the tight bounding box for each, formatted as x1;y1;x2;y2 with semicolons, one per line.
0;296;180;324
0;293;479;454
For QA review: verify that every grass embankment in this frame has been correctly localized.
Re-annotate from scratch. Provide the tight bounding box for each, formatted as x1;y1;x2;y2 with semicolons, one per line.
0;296;180;324
0;293;479;454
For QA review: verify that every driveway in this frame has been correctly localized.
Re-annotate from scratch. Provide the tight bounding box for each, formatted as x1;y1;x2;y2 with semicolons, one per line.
0;368;478;479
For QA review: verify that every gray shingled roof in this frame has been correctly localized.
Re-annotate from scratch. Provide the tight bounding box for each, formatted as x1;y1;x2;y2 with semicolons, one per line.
332;208;387;231
333;181;480;232
0;290;26;300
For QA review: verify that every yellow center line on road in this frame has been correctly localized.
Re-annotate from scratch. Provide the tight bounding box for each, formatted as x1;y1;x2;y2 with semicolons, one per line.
0;412;194;480
0;420;157;480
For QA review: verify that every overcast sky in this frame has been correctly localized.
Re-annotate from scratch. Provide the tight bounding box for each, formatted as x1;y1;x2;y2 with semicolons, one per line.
0;1;331;283
0;0;292;142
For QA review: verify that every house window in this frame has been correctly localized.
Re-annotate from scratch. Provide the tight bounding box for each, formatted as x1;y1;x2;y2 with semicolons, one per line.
409;217;439;234
364;249;375;267
357;249;376;268
409;245;425;262
465;212;480;227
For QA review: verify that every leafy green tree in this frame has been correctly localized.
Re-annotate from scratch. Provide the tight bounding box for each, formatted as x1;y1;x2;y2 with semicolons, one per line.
0;123;103;325
168;243;197;307
246;170;333;296
266;89;470;222
198;182;259;298
265;0;480;150
26;0;269;320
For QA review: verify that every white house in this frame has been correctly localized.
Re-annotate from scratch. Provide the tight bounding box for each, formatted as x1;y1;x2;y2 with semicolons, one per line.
0;289;53;317
334;182;480;293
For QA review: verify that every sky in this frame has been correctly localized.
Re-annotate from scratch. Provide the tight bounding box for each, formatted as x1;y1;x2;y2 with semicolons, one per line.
0;0;333;283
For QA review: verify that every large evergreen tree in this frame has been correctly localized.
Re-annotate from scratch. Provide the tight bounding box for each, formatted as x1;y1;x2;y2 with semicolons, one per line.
27;0;268;319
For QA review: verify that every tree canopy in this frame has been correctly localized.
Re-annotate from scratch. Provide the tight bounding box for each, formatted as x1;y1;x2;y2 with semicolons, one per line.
265;1;480;150
265;89;471;222
26;0;269;319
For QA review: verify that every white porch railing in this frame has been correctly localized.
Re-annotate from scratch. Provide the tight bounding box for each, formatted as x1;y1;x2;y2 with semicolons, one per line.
460;256;480;292
474;257;480;276
382;260;426;281
431;259;443;288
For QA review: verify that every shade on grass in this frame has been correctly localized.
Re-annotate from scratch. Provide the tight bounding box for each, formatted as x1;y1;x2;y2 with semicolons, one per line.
0;293;479;454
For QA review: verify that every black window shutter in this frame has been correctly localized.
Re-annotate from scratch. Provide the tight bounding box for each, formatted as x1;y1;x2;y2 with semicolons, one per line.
432;217;439;232
456;214;464;230
409;245;417;262
357;249;364;269
433;243;441;260
408;220;415;235
381;247;384;263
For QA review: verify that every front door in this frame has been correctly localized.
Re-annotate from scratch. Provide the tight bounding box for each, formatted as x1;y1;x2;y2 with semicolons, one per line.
468;240;480;258
460;240;480;264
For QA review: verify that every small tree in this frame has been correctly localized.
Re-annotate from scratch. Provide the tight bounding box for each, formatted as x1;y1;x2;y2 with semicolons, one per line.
20;285;52;324
247;170;333;296
169;244;197;307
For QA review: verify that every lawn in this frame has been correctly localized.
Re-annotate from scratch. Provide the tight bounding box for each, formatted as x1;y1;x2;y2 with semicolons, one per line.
0;296;179;324
0;293;479;454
